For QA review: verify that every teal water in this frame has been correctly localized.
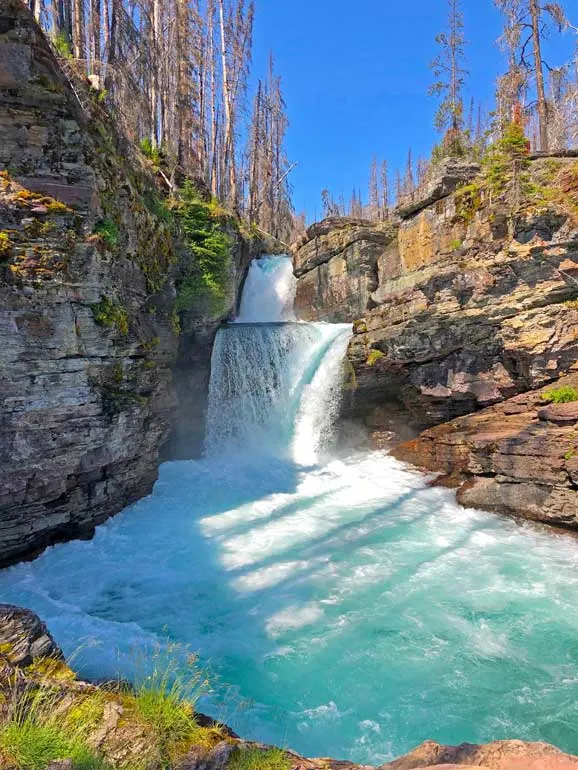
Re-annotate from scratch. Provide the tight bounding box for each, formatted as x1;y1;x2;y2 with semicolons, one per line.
2;450;578;763
2;258;578;764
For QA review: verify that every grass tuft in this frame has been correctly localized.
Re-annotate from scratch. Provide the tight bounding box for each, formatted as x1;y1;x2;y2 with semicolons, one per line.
0;691;111;770
228;747;291;770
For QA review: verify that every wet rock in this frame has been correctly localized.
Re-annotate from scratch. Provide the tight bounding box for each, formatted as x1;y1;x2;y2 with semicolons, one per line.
0;604;62;665
380;739;578;769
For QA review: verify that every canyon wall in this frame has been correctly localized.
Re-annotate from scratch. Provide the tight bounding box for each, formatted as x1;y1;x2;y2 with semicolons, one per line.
294;159;578;525
0;0;270;565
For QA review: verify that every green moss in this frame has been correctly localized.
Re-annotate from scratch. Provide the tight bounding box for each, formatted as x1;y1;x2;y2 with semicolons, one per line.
564;447;576;461
228;747;291;770
174;182;232;315
62;693;107;737
366;349;385;366
93;219;119;248
541;386;578;404
0;231;13;261
25;658;76;682
45;200;70;214
454;182;483;223
171;310;181;335
91;297;129;335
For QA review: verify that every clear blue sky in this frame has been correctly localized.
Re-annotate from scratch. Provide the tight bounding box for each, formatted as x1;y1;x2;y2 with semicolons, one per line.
251;0;575;220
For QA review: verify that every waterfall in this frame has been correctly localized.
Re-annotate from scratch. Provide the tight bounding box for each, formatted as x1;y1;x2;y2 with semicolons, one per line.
236;255;297;323
205;256;351;463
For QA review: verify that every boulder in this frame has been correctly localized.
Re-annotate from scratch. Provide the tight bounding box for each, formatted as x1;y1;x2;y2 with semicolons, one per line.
0;603;62;665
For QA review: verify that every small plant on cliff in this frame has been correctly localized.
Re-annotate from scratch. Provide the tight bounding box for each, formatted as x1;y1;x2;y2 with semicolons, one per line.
0;231;13;261
228;747;291;770
541;386;578;404
139;138;162;167
366;349;385;366
174;182;232;316
93;219;119;248
90;297;129;335
52;31;73;59
121;655;217;765
454;182;483;223
0;689;110;770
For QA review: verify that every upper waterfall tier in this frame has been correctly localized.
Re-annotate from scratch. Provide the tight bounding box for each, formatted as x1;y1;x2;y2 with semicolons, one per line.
236;255;297;323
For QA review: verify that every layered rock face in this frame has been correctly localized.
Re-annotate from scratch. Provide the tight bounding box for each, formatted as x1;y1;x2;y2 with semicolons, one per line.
293;159;578;524
393;374;578;525
0;0;269;565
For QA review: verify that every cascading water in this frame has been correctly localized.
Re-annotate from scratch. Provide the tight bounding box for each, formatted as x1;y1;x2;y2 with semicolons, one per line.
205;255;350;463
2;256;578;763
236;255;297;323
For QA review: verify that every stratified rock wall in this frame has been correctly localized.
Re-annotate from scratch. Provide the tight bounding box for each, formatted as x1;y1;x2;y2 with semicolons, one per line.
0;0;271;564
0;0;181;565
293;160;578;524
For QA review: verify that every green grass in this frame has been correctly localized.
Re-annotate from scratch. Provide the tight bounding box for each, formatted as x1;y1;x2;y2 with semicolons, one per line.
0;691;111;770
121;659;215;766
541;386;578;405
228;747;292;770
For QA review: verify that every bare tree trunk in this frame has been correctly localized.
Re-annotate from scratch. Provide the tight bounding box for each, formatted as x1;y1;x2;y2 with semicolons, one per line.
218;0;237;207
72;0;85;58
530;0;549;151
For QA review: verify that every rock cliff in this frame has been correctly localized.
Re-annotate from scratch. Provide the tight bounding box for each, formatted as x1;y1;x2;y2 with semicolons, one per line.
0;0;273;566
293;157;578;525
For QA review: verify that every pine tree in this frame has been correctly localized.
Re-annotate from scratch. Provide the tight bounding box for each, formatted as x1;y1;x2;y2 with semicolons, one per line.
430;0;468;141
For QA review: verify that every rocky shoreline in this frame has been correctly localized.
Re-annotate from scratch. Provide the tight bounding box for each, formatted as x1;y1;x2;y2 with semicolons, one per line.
2;604;578;770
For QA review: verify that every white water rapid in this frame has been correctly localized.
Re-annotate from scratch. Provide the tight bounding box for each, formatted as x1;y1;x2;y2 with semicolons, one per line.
2;256;578;764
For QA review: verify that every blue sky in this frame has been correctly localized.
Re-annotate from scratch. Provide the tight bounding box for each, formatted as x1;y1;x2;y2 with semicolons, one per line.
251;0;575;220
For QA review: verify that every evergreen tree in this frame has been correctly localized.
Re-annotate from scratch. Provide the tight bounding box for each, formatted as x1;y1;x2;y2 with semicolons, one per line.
430;0;469;140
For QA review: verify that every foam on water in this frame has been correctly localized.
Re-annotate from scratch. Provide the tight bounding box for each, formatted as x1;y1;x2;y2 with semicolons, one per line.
236;255;297;323
2;256;578;763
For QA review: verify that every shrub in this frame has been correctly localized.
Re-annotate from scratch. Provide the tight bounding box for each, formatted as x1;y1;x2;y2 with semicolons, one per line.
366;349;385;366
52;31;72;59
482;122;530;198
139;138;162;167
90;297;129;335
93;219;119;248
228;747;291;770
541;386;578;404
174;182;232;316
